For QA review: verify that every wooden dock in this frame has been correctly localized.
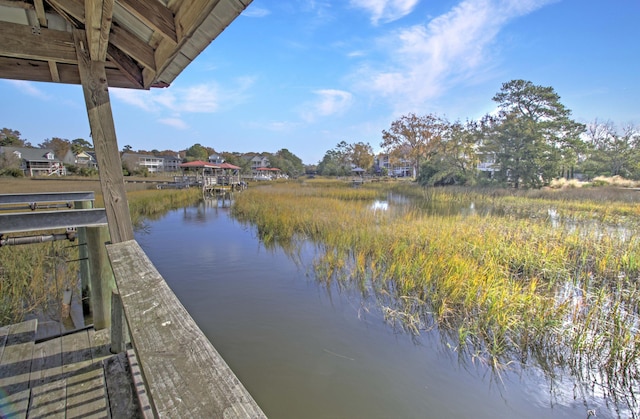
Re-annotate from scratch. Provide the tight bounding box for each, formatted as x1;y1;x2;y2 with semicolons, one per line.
0;319;143;419
0;193;266;418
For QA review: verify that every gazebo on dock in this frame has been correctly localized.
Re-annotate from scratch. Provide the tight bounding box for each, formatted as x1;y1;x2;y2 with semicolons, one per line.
179;160;243;189
0;0;265;417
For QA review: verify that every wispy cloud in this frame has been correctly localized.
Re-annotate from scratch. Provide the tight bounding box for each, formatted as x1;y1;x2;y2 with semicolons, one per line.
266;121;299;131
354;0;556;113
242;6;270;18
301;89;353;122
5;80;50;100
159;117;189;130
350;0;419;25
111;77;255;130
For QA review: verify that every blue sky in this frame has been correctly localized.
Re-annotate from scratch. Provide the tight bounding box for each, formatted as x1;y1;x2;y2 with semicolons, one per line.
1;0;638;165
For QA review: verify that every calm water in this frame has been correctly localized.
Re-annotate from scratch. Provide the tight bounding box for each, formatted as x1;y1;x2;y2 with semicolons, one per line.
135;200;611;418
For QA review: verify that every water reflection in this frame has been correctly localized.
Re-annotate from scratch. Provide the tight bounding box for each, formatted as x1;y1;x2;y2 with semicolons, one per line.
136;202;628;419
180;194;234;224
370;200;388;212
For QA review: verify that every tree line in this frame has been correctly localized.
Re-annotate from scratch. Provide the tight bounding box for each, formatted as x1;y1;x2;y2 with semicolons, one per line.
316;79;640;188
0;130;305;179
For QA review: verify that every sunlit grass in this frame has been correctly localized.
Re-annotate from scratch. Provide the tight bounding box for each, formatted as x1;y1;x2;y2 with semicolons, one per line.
232;181;640;407
0;180;201;325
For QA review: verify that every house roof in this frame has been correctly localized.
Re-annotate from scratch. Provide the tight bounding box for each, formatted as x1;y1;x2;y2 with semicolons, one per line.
1;146;60;162
179;160;240;170
179;160;217;169
0;0;252;89
218;162;240;170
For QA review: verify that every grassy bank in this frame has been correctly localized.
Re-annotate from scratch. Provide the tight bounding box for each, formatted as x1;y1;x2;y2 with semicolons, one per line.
0;177;201;325
232;180;640;405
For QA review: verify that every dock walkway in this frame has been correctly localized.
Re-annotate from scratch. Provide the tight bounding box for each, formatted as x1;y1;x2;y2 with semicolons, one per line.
0;319;142;419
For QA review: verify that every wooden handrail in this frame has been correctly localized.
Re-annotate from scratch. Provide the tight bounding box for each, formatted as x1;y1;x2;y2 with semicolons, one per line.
106;240;266;418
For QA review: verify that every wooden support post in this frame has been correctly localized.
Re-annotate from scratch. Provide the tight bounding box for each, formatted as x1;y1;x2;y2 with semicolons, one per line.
86;225;116;329
74;200;92;316
73;28;134;244
110;289;127;353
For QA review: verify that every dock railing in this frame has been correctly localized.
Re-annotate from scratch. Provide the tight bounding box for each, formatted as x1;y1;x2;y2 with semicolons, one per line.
0;192;266;418
107;240;265;418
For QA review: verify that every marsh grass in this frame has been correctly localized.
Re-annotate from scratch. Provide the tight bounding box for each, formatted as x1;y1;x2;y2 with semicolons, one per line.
0;179;201;325
232;181;640;411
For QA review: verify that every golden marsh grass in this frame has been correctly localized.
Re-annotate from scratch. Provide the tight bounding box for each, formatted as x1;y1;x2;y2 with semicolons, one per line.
232;181;640;403
0;177;201;325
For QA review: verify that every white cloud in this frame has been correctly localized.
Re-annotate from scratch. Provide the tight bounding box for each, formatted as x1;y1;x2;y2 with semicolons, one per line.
111;88;156;111
347;50;366;58
159;117;189;130
242;6;271;18
266;121;299;131
350;0;419;25
6;80;50;100
181;85;220;113
354;0;556;113
301;89;353;122
112;77;255;115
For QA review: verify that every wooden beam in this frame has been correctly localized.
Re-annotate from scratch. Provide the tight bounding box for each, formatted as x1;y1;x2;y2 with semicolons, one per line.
106;43;143;88
47;0;157;72
46;0;84;23
85;0;114;61
0;0;32;9
174;0;219;41
48;60;61;82
0;21;76;63
33;0;48;27
117;0;177;43
73;28;134;243
109;25;155;71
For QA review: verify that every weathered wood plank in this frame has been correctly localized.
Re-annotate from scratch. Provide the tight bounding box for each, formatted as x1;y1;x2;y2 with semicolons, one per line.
118;0;177;43
86;225;116;330
74;28;135;244
0;389;30;418
0;319;37;416
107;240;266;418
0;319;37;391
106;43;144;88
0;21;76;63
28;379;66;419
103;352;143;418
0;324;9;361
84;0;113;61
110;290;127;354
0;57;142;88
61;330;109;418
109;24;156;72
60;329;95;376
28;336;65;418
126;349;153;419
88;328;112;364
65;367;108;418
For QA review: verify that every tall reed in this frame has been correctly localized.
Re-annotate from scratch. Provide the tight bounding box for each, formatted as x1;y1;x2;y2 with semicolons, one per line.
0;185;201;325
232;181;640;411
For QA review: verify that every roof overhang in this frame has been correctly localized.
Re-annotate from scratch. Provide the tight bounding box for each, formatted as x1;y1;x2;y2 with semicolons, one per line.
0;0;252;89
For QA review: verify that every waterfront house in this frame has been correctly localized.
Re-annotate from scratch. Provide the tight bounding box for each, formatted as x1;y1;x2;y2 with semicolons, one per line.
0;146;66;176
